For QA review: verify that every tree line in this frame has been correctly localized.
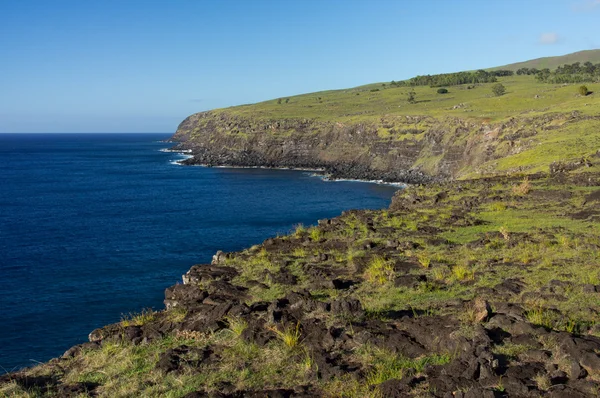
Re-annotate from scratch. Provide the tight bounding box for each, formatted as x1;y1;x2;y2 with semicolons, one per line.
387;62;600;88
389;69;515;88
532;62;600;84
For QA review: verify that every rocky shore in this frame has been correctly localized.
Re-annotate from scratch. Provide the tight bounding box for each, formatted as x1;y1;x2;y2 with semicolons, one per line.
175;145;438;185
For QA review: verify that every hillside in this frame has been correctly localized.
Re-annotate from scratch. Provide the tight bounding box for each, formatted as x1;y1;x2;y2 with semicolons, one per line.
491;49;600;72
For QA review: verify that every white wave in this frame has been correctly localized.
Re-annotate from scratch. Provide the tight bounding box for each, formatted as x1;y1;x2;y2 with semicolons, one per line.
159;148;192;153
184;164;403;187
315;174;405;187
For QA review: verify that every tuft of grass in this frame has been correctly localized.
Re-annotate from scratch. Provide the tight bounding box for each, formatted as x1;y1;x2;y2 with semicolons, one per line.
300;347;314;373
292;247;307;257
499;226;510;241
431;266;448;281
309;227;323;242
451;264;474;281
534;373;551;391
490;202;507;212
492;342;534;359
525;307;555;329
417;253;431;268
227;316;248;337
388;216;403;229
347;248;365;265
165;306;187;323
121;308;156;327
357;346;451;387
293;223;306;238
363;256;394;285
267;322;301;349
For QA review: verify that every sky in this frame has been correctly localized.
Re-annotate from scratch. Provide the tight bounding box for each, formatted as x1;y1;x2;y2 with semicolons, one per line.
1;0;599;133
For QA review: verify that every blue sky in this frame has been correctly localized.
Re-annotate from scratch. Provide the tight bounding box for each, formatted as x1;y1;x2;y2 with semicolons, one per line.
1;0;599;133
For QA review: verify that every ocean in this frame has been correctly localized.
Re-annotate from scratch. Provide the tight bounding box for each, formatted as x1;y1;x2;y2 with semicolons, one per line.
0;133;398;373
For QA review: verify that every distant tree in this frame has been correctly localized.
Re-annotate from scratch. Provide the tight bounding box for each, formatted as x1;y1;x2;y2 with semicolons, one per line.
492;83;506;97
277;98;282;104
491;70;514;77
437;88;449;94
407;90;416;103
516;68;529;75
285;98;290;103
579;85;589;96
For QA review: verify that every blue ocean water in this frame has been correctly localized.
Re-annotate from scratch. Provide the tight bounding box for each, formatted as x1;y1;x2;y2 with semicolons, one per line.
0;133;398;373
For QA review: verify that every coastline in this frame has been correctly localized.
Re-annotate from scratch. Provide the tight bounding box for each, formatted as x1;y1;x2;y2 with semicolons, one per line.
163;144;408;187
166;142;420;186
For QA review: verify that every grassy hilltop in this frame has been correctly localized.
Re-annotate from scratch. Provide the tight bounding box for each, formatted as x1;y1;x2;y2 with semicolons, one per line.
2;52;600;398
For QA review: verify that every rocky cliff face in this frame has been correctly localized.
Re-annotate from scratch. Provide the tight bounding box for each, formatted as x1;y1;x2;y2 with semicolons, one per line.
171;111;485;184
172;109;595;183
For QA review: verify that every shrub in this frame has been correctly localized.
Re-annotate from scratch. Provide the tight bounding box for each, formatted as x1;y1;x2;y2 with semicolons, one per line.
437;88;448;94
492;83;506;96
579;85;589;96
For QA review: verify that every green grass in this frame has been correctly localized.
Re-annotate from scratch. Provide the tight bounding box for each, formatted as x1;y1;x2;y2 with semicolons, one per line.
121;308;156;327
216;76;598;125
363;256;394;285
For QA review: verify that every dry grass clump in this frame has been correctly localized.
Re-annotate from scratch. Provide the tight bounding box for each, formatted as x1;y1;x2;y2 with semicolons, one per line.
512;176;531;196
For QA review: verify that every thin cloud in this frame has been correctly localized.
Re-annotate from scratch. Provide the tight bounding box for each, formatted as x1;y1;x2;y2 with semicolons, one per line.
539;32;559;45
572;0;600;12
188;99;204;103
